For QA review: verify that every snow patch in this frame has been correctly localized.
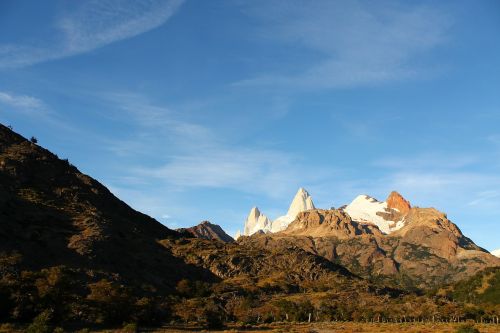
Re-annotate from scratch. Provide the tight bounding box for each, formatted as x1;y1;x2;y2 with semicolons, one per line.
344;195;404;234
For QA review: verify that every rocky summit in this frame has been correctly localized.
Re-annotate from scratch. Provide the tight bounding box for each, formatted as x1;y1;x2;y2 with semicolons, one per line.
177;221;234;243
386;191;411;215
344;192;409;234
240;206;272;236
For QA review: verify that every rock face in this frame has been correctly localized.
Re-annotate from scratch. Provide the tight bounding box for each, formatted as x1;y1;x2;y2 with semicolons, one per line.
271;187;315;232
492;249;500;258
242;207;272;236
177;221;234;243
283;209;383;239
386;191;411;215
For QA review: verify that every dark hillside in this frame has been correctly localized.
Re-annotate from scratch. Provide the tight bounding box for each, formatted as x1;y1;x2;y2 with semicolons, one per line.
0;124;216;292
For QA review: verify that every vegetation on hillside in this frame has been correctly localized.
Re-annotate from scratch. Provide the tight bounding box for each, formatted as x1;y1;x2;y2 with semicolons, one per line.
1;124;499;331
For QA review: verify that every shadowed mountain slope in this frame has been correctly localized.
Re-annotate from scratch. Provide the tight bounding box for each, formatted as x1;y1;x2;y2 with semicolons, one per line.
0;124;216;292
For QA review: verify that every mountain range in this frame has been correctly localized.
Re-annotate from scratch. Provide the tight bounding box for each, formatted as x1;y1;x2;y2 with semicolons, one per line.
235;187;499;288
1;123;499;329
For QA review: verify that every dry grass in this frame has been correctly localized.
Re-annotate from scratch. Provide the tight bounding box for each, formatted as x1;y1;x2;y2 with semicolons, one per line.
147;322;500;333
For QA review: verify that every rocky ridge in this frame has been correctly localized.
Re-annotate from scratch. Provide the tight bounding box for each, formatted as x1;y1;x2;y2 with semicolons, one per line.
246;204;500;289
177;221;233;243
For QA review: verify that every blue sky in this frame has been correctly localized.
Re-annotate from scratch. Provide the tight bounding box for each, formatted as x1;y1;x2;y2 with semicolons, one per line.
1;0;500;251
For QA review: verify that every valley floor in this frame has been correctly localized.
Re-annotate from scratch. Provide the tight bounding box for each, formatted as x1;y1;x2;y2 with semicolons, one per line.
149;322;500;333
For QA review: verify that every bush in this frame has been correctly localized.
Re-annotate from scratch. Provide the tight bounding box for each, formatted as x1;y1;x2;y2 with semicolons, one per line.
175;279;212;298
456;323;480;333
0;323;16;333
122;322;138;332
86;279;133;325
75;329;90;333
26;310;52;333
274;300;314;322
203;308;224;329
30;136;38;144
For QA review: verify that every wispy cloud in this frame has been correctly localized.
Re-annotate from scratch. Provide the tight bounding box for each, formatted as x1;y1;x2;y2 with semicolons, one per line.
373;153;478;170
0;91;86;137
0;91;46;110
236;0;451;89
467;190;500;207
95;92;325;199
136;148;309;197
367;151;500;214
0;0;184;69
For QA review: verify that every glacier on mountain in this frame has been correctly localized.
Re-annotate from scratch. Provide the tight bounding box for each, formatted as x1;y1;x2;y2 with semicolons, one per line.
344;194;406;234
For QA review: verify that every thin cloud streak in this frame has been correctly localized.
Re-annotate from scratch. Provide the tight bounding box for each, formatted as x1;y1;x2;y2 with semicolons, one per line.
236;0;451;89
96;92;326;199
0;91;46;110
135;149;310;198
373;153;479;170
0;0;184;69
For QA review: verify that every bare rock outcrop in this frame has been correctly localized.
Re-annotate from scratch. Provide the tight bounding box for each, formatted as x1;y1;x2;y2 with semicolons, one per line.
386;191;411;215
177;221;234;243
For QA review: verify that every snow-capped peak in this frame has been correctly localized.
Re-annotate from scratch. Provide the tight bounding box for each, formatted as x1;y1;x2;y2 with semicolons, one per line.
272;188;315;232
243;206;271;236
344;194;407;234
240;187;316;235
287;187;315;217
492;248;500;258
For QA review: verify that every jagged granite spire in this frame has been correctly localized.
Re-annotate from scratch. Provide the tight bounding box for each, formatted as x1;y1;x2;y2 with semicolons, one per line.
272;188;315;232
243;207;271;236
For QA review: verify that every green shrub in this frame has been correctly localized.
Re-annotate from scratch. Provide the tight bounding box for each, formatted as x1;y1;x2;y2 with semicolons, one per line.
75;329;90;333
204;309;224;329
456;323;480;333
86;279;133;325
26;310;52;333
0;323;16;333
122;322;138;332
